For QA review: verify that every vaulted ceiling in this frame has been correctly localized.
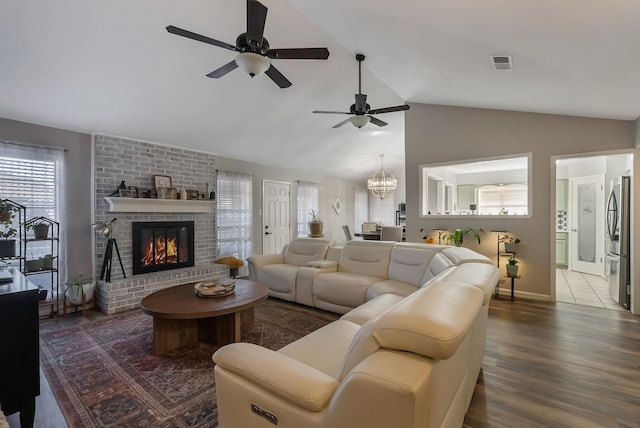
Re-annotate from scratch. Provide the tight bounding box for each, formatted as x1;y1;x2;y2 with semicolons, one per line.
1;0;639;181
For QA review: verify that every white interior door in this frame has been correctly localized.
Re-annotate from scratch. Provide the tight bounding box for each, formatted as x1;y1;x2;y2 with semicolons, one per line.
570;175;605;276
263;180;290;254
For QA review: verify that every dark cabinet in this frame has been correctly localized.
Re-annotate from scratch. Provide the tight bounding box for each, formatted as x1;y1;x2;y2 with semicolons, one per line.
0;268;40;427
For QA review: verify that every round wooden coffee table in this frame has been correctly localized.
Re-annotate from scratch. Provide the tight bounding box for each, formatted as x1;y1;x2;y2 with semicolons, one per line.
141;279;268;355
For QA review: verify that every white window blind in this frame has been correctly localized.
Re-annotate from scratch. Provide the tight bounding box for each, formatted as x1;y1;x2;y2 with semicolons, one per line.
0;140;66;278
477;184;528;215
216;171;253;261
354;188;369;233
297;181;318;237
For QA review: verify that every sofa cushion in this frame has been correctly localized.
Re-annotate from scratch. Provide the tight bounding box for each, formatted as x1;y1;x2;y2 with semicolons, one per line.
371;281;483;359
421;253;455;285
366;280;419;301
339;281;484;378
278;319;361;378
337;240;394;278
435;262;500;304
314;272;383;309
442;246;492;265
284;238;330;266
387;244;443;287
341;293;405;325
257;264;300;294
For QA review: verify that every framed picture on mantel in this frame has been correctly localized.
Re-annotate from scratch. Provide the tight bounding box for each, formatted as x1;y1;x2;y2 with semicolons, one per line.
153;175;172;189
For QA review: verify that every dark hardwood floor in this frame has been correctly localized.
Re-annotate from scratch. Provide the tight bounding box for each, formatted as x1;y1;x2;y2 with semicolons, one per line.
9;298;639;427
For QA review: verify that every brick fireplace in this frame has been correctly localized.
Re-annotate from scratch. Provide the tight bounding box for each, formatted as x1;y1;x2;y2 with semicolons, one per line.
93;135;227;314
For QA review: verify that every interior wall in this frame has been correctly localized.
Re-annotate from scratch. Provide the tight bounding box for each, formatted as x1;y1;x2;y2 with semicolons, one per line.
0;117;93;276
215;156;363;251
404;103;636;300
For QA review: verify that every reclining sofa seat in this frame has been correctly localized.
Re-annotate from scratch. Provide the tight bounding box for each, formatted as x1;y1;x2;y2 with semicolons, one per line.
248;238;330;302
213;280;487;428
311;240;395;314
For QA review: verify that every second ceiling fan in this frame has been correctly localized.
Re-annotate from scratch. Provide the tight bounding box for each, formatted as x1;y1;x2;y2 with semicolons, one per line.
313;54;410;128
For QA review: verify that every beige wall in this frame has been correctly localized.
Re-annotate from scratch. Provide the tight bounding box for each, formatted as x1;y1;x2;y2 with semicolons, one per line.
405;103;636;300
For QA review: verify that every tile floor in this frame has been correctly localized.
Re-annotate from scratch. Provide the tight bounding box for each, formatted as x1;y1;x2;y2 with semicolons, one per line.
556;269;627;311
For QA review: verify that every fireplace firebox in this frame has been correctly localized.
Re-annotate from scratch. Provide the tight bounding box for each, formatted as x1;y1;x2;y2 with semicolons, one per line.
132;221;195;275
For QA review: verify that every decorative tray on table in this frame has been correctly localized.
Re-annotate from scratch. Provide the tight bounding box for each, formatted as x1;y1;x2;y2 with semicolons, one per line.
194;280;236;298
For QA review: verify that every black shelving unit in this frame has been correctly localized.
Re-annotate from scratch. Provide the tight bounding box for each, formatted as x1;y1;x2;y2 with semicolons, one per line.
23;216;60;319
0;199;25;272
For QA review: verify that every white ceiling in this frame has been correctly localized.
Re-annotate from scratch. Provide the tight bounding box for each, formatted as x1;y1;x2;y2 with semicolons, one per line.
1;0;640;181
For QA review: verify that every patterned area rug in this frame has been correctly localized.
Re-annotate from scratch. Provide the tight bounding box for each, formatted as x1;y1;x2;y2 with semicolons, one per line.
39;298;338;427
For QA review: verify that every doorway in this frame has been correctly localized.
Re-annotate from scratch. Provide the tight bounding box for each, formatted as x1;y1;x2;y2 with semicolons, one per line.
262;180;290;255
554;153;632;310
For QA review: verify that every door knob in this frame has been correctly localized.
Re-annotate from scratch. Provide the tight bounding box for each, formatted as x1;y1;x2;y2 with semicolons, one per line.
265;232;272;235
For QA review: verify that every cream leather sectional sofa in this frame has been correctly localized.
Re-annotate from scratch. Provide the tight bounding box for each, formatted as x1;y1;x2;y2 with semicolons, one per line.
214;239;500;428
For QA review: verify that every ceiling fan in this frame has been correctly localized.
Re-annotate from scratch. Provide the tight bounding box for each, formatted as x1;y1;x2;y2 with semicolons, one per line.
166;0;330;88
313;54;410;128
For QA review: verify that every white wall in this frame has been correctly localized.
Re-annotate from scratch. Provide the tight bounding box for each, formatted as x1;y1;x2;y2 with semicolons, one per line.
215;156;363;251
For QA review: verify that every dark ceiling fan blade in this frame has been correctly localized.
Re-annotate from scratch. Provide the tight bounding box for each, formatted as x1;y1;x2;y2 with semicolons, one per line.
368;104;410;115
332;118;354;128
312;110;351;115
355;93;367;112
265;64;292;88
368;116;388;127
246;0;267;47
206;60;239;78
265;48;330;60
166;25;239;52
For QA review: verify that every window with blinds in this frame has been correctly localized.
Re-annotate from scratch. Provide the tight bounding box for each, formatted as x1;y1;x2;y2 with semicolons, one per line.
0;141;65;277
297;182;319;237
354;188;369;232
216;171;253;261
0;152;59;220
478;184;528;215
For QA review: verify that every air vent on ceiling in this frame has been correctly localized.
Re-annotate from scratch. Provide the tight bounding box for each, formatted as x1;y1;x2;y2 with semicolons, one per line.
491;55;513;71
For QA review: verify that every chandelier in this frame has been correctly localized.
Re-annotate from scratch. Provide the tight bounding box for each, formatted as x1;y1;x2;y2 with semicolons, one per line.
367;154;397;199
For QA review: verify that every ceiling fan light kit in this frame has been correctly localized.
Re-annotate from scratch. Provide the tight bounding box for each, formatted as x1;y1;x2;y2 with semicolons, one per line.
166;0;329;88
313;53;410;129
367;154;397;199
351;115;371;128
235;52;270;77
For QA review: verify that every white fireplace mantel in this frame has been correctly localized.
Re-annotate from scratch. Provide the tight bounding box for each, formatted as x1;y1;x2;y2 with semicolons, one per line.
104;197;215;213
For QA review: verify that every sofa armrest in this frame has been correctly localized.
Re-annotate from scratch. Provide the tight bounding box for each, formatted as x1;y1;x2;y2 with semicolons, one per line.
213;343;339;412
307;260;338;268
296;265;338;306
247;254;284;280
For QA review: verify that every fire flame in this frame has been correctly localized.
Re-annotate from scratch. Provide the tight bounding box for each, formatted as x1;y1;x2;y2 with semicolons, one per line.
142;237;179;267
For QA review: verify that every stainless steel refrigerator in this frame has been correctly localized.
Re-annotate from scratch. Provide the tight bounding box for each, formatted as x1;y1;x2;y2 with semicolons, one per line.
606;176;631;309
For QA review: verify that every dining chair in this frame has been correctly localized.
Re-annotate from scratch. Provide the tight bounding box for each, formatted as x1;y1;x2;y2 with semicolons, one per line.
380;226;403;241
342;225;353;241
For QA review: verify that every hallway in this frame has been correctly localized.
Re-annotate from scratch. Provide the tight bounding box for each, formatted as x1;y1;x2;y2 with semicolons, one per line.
556;269;626;311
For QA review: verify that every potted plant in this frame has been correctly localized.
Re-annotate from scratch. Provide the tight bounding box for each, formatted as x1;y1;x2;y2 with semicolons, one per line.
65;274;96;305
215;256;244;278
26;220;50;240
442;228;483;247
506;256;519;277
0;201;18;258
502;235;521;253
308;209;323;237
